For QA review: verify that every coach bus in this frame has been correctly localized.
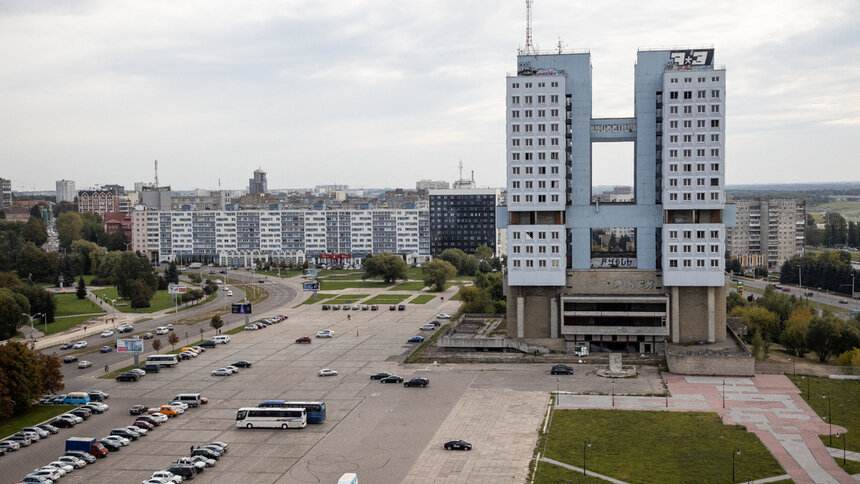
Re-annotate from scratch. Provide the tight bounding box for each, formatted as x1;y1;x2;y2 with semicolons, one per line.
258;401;326;423
235;407;307;429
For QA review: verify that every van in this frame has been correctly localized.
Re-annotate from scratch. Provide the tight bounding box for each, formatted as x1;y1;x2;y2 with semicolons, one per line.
212;335;231;344
63;392;91;405
156;326;169;335
171;393;203;407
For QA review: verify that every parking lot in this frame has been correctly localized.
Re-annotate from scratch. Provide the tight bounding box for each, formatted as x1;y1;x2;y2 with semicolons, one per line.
4;286;665;483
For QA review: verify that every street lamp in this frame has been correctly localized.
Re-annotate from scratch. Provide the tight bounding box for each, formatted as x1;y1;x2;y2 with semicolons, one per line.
22;312;43;333
835;433;847;466
612;379;615;407
583;439;592;476
110;299;117;328
732;447;741;482
722;379;726;409
556;377;559;407
822;394;832;446
801;375;810;400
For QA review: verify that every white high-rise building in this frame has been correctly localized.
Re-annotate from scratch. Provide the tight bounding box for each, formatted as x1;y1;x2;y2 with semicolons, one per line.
56;180;76;203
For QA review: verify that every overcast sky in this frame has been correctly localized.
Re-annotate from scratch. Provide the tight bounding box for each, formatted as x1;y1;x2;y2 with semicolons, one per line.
2;0;858;192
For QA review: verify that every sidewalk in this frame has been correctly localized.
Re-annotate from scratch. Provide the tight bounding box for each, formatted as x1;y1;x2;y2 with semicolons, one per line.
556;374;855;484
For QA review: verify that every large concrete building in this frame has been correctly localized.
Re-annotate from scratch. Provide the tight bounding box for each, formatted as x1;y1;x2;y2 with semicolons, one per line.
504;47;728;353
429;188;503;257
77;189;119;216
0;178;11;208
55;180;76;203
249;169;267;195
131;206;429;267
727;198;805;269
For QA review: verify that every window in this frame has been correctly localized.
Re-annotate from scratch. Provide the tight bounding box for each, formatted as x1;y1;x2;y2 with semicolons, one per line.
670;121;678;128
552;245;559;253
551;166;559;174
697;193;705;200
683;134;692;142
513;259;520;267
512;153;520;160
697;244;705;252
697;149;705;157
710;149;720;157
513;232;521;239
710;178;719;186
525;195;532;202
711;259;719;268
683;193;691;200
710;230;719;238
670;149;678;158
684;163;692;172
711;105;720;113
524;138;532;146
683;91;692;99
512;139;520;147
683;120;692;128
697;120;706;128
525;95;532;103
512;110;520;118
711;89;720;97
551;138;559;146
552;231;559;239
670;106;678;114
512;167;520;174
711;192;719;200
669;164;678;172
697;163;705;171
710;245;719;253
696;178;705;186
538;124;546;132
711;134;719;142
512;195;520;202
683;178;691;186
683;259;691;267
669;230;678;238
669;259;678;267
538;138;546;146
551;95;559;103
710;163;719;171
669;245;678;253
684;106;692;114
670;91;678;99
525;260;533;267
697;259;705;267
683;149;691;157
670;78;678;84
551;82;558;87
512;83;519;88
669;135;678;143
512;181;520;188
697;134;705;142
525;246;533;253
525;110;533;118
551;109;559;116
711;76;720;82
697;105;705;113
669;193;678;201
537;95;545;103
512;246;520;253
525;181;533;188
538;166;546;174
538;260;547;267
711;119;720;127
525;167;532;174
669;178;678;186
511;96;520;104
697;90;706;98
551;123;559;132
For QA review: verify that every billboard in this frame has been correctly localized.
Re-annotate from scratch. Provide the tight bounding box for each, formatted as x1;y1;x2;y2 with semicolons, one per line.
117;338;144;353
232;303;252;314
320;253;351;259
302;282;320;292
168;284;187;295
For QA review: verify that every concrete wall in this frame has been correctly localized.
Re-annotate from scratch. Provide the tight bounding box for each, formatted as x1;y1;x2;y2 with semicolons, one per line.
566;269;663;295
666;351;754;376
506;286;560;339
674;286;726;343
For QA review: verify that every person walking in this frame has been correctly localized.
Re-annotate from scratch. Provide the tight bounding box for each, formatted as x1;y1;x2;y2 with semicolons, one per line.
190;445;194;456
347;314;351;321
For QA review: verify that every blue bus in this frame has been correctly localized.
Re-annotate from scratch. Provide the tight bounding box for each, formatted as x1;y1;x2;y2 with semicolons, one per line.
259;401;326;423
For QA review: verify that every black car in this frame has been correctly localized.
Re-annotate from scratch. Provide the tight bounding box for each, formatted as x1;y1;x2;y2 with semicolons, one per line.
444;440;472;451
389;305;396;311
99;438;121;452
82;404;105;414
110;428;138;440
129;404;148;415
199;340;217;348
398;304;406;311
428;320;441;326
37;424;59;435
404;378;429;387
370;372;391;380
550;364;574;375
70;408;91;420
167;464;198;480
51;418;75;428
371;305;379;311
66;450;95;463
59;342;73;350
321;304;330;310
116;372;140;382
332;305;340;310
178;352;192;360
191;448;221;460
381;375;403;384
232;360;252;368
63;355;78;364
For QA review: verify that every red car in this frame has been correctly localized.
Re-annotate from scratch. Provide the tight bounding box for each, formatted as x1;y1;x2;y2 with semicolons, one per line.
295;336;312;344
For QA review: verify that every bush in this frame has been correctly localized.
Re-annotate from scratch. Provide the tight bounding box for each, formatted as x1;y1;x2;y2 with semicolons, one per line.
836;348;860;367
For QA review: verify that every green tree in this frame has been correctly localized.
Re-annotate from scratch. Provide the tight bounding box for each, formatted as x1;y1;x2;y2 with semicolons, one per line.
52;201;77;217
750;330;764;360
459;286;495;313
421;259;457;291
0;221;25;271
437;249;467;273
165;261;179;284
128;279;153;308
22;216;47;246
35;352;64;395
55;255;75;288
16;242;56;283
362;253;407;283
726;291;747;313
779;306;813;357
734;305;781;342
726;257;742;274
101;251;157;299
167;332;179;350
210;315;224;333
69;239;106;275
203;279;218;295
0;288;27;340
56;211;84;250
836;348;860;367
80;212;105;243
806;315;842;362
475;244;494;261
14;285;56;324
101;231;128;252
76;276;87;300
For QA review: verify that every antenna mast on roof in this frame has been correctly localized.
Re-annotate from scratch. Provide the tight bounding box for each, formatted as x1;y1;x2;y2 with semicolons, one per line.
524;0;535;55
458;159;464;181
154;160;159;187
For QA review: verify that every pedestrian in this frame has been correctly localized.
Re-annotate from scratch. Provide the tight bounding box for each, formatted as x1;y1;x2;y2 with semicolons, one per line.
190;445;194;455
356;329;359;337
347;314;351;321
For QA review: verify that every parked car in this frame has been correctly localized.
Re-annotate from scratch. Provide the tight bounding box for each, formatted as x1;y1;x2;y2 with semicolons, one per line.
78;360;93;369
398;304;406;311
100;346;113;353
191;448;221;460
130;404;149;415
199;340;217;348
838;299;848;304
98;438;122;452
362;305;369;310
135;415;161;427
370;372;391;380
100;330;115;338
142;333;154;339
331;304;340;310
318;368;338;377
55;455;86;468
407;336;424;343
428;320;441;326
419;324;436;331
63;356;78;364
23;426;50;438
295;336;312;344
212;368;230;376
151;470;183;483
551;364;574;375
371;305;379;311
37;424;59;435
50;417;75;428
115;372;139;382
436;313;452;319
166;464;197;480
389;305;396;311
316;329;334;338
117;325;133;333
133;420;154;431
232;360;252;368
0;440;21;451
444;439;472;450
321;304;330;310
380;375;403;384
404;377;429;387
72;341;87;349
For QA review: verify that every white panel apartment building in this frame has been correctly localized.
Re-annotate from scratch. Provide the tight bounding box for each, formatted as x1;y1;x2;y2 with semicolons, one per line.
131;206;429;267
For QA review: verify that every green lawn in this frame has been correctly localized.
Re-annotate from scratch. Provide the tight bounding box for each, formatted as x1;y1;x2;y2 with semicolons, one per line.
410;295;435;304
54;293;106;317
297;293;337;306
0;405;78;437
406;267;424;279
92;287;175;313
255;269;303;278
534;461;616;484
45;314;100;335
538;410;785;484
391;281;426;291
224;325;247;335
450;287;464;301
789;376;860;452
319;280;392;290
321;273;366;280
327;294;370;304
364;294;411;304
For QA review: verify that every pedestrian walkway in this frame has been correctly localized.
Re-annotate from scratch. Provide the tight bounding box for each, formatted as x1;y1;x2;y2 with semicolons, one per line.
540;457;629;483
556;374;854;484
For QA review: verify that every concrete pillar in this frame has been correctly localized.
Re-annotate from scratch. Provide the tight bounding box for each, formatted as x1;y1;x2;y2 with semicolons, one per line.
671;286;680;343
708;286;715;343
550;298;558;339
517;296;525;338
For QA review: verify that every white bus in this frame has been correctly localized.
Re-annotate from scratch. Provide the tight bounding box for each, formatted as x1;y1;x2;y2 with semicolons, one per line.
145;354;179;368
235;407;307;429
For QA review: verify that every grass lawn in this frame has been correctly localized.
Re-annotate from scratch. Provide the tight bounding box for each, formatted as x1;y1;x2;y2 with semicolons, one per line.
538;410;785;484
255;269;303;278
224;325;246;335
837;458;860;475
321;273;366;280
0;405;78;437
534;461;617;484
364;294;411;305
92;287;175;313
391;281;426;291
410;295;435;304
327;294;370;304
406;267;424;279
317;269;359;276
450;287;464;301
45;314;101;335
319;280;392;290
54;293;105;317
788;375;860;452
296;293;337;306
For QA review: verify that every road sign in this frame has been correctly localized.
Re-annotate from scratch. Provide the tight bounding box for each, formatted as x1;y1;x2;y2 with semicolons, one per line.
302;282;320;292
232;303;252;314
117;338;144;353
168;284;187;295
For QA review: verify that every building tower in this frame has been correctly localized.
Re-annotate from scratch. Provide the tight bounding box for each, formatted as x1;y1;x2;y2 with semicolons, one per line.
504;47;727;352
56;179;76;203
249;168;267;195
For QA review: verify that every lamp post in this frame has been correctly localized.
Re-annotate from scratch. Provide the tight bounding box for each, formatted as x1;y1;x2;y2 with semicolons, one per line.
583;439;592;476
835;433;846;466
556;377;559;407
22;312;43;334
722;379;726;409
732;447;741;482
801;375;810;400
611;379;615;407
43;314;48;335
110;299;117;328
822;394;832;446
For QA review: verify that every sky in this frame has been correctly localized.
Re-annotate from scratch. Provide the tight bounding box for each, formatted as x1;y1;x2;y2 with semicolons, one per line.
1;0;859;192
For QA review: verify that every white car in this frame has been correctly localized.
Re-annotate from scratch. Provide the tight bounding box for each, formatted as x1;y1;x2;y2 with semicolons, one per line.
143;479;169;484
435;313;452;319
31;469;62;481
318;368;338;377
166;324;174;331
100;330;115;337
316;329;334;338
56;456;86;468
146;412;168;423
72;341;87;349
151;470;183;483
211;368;230;376
48;462;75;474
104;435;130;446
61;414;83;423
35;465;66;477
169;401;188;411
226;365;240;373
174;457;206;470
191;455;216;467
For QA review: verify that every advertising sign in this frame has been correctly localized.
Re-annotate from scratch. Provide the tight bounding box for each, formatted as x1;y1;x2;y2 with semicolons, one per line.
590;257;637;268
231;303;252;314
302;282;320;292
117;338;144;353
168;284;187;295
320;253;352;260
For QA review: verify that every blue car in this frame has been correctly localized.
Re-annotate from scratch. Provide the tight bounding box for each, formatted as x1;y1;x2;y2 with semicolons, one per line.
100;346;113;353
407;336;424;343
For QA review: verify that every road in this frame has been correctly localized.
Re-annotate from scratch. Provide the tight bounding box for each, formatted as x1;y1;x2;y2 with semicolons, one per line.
733;275;859;316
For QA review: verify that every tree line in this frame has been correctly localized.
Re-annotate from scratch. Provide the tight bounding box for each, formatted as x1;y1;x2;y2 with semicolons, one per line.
0;341;64;419
805;212;860;249
779;251;856;296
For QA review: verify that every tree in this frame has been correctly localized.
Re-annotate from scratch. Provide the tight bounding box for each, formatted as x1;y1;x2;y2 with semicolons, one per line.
437;249;467;273
726;257;742;274
101;231;128;252
76;277;87;300
806;316;842;362
0;287;28;340
35;352;64;395
69;239;106;276
16;242;56;283
459;286;495;313
779;306;813;357
362;253;407;283
152;338;162;352
475;244;494;261
55;255;75;288
421;259;457;291
182;288;204;305
22;216;47;247
80;212;105;244
836;348;860;367
733;305;781;343
101;251;158;299
210;315;224;333
165;261;179;284
750;330;764;360
0;341;42;417
167;332;179;350
203;279;218;295
726;291;747;313
56;211;84;250
128;279;153;308
14;284;56;324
